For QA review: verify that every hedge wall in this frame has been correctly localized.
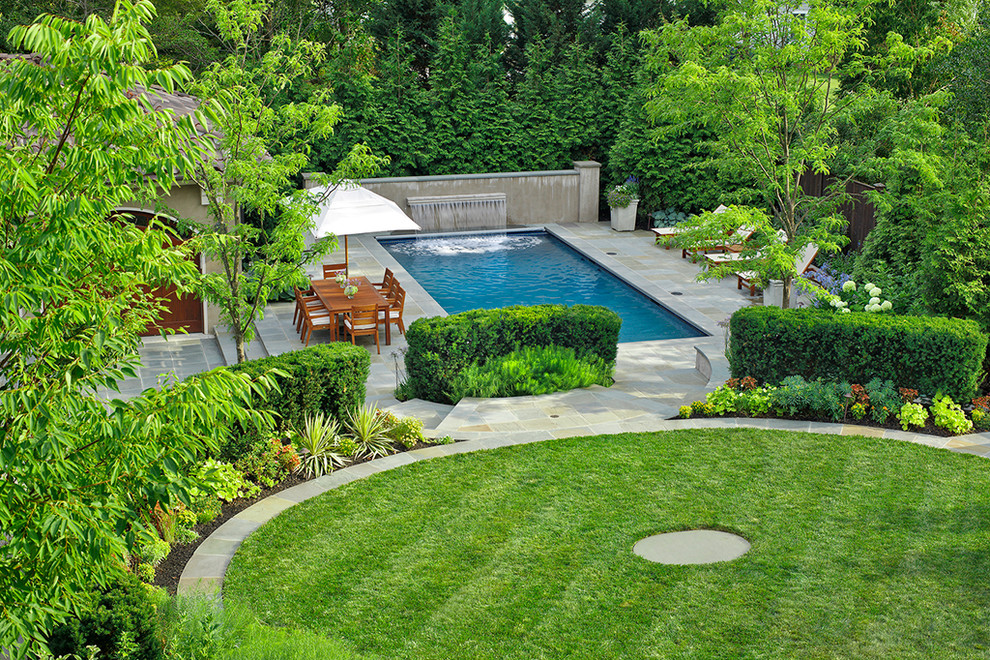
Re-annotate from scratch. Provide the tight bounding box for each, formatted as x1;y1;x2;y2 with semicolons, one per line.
404;304;622;403
220;343;370;456
728;307;987;401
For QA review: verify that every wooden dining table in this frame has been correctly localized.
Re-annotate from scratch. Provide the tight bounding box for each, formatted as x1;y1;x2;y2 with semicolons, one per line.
310;276;392;345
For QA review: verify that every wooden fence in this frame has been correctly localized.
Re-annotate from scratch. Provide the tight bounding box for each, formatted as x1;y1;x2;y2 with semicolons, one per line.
800;172;882;251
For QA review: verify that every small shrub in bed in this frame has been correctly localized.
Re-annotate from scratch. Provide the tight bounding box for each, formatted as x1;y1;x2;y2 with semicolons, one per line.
728;307;987;402
449;345;613;402
404;304;621;403
48;573;162;660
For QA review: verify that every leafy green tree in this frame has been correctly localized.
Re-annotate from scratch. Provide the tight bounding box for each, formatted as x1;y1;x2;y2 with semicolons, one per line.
185;0;387;363
367;0;446;75
505;0;599;72
643;0;930;307
0;2;272;655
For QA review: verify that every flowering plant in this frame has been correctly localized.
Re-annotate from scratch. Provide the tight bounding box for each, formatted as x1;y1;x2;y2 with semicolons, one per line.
344;284;358;298
334;270;347;286
606;176;639;208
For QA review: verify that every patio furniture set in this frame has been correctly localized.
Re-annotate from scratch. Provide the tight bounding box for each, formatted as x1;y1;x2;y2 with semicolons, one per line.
650;205;818;296
293;264;406;354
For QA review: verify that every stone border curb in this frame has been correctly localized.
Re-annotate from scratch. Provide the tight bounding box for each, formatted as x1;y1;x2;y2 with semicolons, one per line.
177;419;990;596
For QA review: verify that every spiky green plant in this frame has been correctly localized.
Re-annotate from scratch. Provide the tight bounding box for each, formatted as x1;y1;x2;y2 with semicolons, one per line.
293;414;347;478
345;405;394;459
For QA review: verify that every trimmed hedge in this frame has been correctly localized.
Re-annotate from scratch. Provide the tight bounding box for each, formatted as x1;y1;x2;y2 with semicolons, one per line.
404;304;621;403
219;344;370;457
728;307;987;401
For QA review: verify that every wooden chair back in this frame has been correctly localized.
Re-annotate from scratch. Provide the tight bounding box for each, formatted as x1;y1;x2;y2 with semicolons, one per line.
322;262;347;279
344;304;380;353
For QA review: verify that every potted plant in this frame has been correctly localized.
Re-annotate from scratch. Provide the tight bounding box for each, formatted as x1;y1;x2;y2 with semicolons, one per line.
607;177;640;231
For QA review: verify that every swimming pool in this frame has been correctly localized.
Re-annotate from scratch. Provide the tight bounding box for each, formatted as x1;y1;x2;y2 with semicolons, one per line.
379;230;706;343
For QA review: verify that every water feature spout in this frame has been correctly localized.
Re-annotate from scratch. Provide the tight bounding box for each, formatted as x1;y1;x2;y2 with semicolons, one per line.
406;193;507;232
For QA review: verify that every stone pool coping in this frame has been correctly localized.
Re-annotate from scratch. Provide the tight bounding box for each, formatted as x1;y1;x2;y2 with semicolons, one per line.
178;419;990;596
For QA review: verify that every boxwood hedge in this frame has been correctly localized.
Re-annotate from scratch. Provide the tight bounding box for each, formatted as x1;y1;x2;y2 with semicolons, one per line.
218;343;370;458
728;307;987;402
404;304;621;403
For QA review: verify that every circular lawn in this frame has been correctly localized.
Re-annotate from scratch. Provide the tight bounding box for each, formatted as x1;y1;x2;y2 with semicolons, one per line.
224;429;990;659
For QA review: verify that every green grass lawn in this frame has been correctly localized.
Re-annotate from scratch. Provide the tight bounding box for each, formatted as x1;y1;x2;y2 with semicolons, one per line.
224;429;990;659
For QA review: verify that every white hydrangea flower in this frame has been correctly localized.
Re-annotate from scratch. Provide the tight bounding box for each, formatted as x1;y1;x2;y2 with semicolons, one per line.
864;282;874;290
870;287;882;296
840;307;851;313
842;280;857;292
880;300;892;311
868;297;880;305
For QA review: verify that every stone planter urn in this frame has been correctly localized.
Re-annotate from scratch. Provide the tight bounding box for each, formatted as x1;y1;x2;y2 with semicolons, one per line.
764;280;784;308
610;199;639;231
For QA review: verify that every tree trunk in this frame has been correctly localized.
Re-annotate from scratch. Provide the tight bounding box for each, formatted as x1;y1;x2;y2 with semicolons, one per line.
235;333;247;363
781;276;793;309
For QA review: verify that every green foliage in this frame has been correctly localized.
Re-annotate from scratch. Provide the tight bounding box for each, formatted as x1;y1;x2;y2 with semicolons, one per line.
405;304;621;404
134;536;171;567
931;394;974;434
0;4;276;651
729;306;988;402
192;460;260;503
159;596;359;660
705;385;740;416
345;405;395;459
185;0;387;362
48;573;162;660
678;405;693;419
234;437;292;488
898;402;930;431
449;345;613;402
972;408;989;431
224;344;371;453
605;179;639;208
768;376;849;421
864;378;900;424
385;416;426;450
192;496;223;524
293;413;348;478
850;402;868;420
922;184;990;330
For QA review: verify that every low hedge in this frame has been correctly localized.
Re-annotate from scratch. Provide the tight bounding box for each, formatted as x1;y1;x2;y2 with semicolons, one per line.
728;307;987;402
219;344;370;457
404;304;621;403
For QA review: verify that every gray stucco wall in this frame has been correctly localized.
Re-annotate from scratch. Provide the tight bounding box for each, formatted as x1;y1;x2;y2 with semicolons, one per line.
350;161;601;228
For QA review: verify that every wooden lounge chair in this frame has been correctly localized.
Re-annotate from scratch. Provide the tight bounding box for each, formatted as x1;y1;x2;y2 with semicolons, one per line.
322;262;347;279
737;243;819;296
682;225;755;259
652;204;728;247
379;283;406;335
299;297;335;345
342;304;381;354
704;229;788;269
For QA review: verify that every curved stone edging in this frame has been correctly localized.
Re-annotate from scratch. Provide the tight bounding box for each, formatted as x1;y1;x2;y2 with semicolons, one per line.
177;418;990;595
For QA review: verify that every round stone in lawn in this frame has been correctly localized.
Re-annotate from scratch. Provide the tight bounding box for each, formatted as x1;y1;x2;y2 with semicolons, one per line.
633;530;750;565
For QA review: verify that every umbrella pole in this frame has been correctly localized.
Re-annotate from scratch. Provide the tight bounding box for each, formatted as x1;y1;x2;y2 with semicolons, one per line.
344;236;349;276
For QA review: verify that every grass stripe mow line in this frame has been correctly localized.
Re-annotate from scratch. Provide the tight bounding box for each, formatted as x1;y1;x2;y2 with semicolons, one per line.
224;429;990;659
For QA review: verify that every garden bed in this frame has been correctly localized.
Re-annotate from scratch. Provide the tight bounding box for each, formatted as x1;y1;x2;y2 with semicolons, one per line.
153;438;459;594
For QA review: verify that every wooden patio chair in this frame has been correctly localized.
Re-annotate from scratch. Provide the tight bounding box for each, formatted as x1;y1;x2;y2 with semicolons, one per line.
379;283;406;336
300;298;336;346
293;286;322;334
342;304;381;354
373;267;394;293
322;262;348;279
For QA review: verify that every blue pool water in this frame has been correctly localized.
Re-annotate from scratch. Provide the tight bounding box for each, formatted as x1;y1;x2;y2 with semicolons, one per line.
379;231;705;343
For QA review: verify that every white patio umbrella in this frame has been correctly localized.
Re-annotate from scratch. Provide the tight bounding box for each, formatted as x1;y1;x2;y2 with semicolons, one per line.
308;183;421;274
